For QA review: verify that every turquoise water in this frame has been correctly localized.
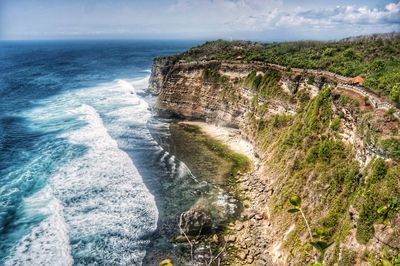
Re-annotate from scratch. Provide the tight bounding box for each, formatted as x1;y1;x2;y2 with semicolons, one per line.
0;40;199;265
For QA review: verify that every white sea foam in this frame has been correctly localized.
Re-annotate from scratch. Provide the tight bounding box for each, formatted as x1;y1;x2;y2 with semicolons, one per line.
12;77;159;265
52;103;158;264
211;192;238;217
5;187;73;266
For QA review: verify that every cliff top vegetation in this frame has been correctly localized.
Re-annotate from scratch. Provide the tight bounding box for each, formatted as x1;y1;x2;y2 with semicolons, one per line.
176;33;400;103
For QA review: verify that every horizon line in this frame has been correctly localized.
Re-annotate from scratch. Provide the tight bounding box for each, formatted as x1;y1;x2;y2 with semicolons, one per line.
0;31;398;43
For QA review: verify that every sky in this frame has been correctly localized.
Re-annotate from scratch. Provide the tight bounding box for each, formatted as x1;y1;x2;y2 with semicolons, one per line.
0;0;399;41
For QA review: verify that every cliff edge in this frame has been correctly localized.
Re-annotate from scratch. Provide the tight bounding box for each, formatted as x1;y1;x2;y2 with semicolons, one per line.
150;36;400;265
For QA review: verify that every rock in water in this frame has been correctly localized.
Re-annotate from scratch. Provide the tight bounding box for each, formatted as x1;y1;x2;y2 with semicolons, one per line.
179;209;212;236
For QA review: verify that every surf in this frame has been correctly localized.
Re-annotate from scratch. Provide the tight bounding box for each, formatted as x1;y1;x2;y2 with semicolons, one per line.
6;78;159;265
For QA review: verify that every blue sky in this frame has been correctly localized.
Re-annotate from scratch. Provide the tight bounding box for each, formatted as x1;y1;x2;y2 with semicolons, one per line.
0;0;399;41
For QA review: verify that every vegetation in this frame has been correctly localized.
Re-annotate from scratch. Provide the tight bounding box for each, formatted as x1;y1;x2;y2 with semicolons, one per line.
356;161;400;244
245;69;282;98
338;249;357;266
159;259;173;266
178;33;400;102
162;33;400;265
366;249;400;266
246;83;399;264
288;195;333;265
391;83;400;104
381;138;400;161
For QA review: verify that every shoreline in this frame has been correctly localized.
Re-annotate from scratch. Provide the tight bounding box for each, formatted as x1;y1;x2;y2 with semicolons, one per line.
180;121;273;265
181;121;276;266
182;121;258;164
144;120;253;265
146;118;273;265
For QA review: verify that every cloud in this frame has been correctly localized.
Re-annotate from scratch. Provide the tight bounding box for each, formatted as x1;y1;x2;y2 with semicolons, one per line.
301;3;400;25
1;0;399;40
226;1;400;32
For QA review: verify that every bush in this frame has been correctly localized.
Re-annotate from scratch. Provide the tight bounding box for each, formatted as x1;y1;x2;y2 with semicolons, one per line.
381;138;400;161
331;117;341;131
370;158;388;182
339;249;357;266
390;83;400;104
356;203;376;244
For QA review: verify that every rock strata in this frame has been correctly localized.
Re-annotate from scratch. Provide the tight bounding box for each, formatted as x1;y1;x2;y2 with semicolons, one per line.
149;55;400;265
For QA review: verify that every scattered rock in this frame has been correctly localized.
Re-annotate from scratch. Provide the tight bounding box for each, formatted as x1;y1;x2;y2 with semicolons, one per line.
247;211;256;219
246;254;254;264
226;235;236;242
254;214;263;220
174;235;187;243
235;223;244;231
237;250;249;260
255;260;266;266
228;198;237;204
179;209;212;236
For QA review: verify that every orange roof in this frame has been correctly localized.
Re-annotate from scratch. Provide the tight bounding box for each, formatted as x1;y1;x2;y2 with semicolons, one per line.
350;76;365;84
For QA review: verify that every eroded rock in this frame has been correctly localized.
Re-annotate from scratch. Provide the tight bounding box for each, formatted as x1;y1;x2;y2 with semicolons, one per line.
179;209;212;236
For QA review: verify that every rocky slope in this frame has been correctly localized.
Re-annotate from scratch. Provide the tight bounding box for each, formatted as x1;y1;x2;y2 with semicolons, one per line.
149;49;400;265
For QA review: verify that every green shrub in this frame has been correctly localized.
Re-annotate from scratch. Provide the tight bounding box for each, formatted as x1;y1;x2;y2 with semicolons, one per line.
308;76;316;84
370;158;388;182
356;203;376;244
381;138;400;161
331;117;341;131
339;249;357;266
390;83;400;104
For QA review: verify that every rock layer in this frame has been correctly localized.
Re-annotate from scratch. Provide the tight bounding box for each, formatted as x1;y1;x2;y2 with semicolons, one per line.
149;56;400;265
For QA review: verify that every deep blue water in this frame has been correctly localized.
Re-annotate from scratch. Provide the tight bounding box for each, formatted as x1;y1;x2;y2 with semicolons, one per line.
0;40;198;265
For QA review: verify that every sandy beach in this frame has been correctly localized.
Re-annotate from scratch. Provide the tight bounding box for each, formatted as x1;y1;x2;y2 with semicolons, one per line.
183;121;257;163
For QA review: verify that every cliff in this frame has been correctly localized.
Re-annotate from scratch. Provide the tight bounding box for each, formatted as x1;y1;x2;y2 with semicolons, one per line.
149;44;400;265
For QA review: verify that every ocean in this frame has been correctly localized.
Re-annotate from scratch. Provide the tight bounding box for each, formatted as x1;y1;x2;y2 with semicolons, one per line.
0;40;200;265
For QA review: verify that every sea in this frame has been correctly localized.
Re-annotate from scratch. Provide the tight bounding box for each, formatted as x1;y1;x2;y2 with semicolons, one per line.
0;40;205;265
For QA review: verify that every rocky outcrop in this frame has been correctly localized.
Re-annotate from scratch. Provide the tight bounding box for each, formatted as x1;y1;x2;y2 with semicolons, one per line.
148;57;177;94
179;209;212;236
153;60;253;127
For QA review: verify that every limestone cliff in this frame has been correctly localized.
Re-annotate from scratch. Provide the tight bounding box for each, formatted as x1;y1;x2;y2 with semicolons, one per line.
149;55;400;265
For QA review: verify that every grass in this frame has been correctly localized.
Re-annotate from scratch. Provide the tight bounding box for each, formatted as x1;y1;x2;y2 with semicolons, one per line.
203;137;251;179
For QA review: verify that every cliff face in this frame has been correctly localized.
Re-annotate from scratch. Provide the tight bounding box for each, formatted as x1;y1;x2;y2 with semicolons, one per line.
150;56;400;265
148;57;176;95
152;59;305;128
153;61;250;127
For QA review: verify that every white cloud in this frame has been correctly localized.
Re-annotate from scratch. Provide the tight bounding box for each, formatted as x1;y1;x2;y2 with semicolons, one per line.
226;1;400;32
1;0;399;40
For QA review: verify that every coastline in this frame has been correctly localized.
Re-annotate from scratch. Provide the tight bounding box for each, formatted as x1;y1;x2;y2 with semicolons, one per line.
179;121;274;265
146;119;260;265
183;122;258;164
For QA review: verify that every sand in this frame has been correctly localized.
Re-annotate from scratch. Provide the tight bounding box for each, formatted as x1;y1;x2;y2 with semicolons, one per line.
183;121;257;163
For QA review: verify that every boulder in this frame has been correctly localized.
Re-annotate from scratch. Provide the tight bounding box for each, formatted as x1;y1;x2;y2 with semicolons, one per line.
179;209;212;236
